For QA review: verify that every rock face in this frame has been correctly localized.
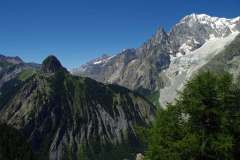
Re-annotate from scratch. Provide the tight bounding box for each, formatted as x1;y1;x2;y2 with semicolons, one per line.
41;55;67;73
203;33;240;79
0;56;155;160
135;153;144;160
73;28;171;94
72;13;240;104
0;54;39;89
0;54;23;64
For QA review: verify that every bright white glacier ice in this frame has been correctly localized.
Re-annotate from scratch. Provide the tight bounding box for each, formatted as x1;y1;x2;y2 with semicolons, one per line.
159;32;239;107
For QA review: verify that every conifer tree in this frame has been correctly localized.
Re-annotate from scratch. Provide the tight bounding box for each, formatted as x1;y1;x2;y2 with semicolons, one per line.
145;71;240;160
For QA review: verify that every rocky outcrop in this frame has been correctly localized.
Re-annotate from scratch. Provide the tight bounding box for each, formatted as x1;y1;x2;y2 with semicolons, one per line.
0;56;155;160
135;153;144;160
41;55;67;74
0;54;39;89
0;54;23;65
202;33;240;79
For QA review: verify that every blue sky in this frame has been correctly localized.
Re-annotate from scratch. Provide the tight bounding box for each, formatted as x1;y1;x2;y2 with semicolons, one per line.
0;0;240;69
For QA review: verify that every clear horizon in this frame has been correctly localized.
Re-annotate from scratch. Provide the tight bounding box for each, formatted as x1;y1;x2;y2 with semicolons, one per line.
0;0;240;69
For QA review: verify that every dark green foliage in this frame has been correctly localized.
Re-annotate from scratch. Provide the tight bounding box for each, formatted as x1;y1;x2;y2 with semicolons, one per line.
146;91;161;108
0;124;35;160
88;143;139;160
17;69;36;81
144;71;240;160
0;79;22;108
77;144;87;160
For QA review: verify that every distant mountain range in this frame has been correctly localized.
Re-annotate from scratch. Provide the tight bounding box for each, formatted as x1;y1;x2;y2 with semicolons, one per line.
72;13;240;106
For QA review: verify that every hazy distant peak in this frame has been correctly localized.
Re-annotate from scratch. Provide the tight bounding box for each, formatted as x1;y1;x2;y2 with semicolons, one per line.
0;54;23;64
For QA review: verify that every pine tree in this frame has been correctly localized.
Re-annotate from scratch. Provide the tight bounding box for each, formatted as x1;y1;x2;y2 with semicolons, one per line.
145;71;240;160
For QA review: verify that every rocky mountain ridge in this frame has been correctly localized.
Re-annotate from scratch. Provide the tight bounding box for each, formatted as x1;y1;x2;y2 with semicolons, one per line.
0;55;155;160
0;55;39;89
72;13;240;105
0;54;23;65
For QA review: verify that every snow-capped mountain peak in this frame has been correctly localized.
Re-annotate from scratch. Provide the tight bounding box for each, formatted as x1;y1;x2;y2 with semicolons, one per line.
169;13;240;56
180;13;240;33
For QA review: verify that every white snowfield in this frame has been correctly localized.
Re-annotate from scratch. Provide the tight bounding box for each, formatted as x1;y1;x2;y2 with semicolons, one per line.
180;13;240;33
159;32;239;107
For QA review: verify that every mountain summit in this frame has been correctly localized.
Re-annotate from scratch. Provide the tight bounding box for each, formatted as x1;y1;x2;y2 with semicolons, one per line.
41;55;67;73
